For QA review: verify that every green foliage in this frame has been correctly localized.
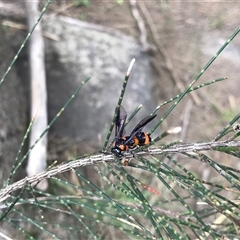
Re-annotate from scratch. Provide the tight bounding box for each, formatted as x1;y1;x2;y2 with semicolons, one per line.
0;1;240;239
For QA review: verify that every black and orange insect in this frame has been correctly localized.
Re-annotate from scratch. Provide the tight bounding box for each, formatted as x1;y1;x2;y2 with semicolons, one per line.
111;106;157;158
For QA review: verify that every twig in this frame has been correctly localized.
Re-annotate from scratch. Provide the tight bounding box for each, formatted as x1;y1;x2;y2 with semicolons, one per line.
138;2;201;106
49;2;74;17
2;20;59;41
146;140;240;154
0;140;239;201
129;0;156;52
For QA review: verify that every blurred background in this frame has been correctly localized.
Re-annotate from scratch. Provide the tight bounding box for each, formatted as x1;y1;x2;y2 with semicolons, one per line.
0;1;240;238
1;0;239;172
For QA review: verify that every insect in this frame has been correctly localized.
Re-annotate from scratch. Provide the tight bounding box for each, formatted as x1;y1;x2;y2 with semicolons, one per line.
111;106;157;158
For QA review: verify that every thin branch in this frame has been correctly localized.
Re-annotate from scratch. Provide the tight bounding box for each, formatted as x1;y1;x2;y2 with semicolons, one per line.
129;0;155;52
2;20;59;41
0;140;239;201
146;140;240;155
138;2;201;106
49;2;74;17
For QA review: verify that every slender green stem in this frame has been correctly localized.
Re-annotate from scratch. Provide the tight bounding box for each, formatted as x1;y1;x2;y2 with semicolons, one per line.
0;0;52;87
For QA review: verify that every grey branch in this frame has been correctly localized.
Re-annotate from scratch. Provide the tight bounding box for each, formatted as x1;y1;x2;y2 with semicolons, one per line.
0;140;239;201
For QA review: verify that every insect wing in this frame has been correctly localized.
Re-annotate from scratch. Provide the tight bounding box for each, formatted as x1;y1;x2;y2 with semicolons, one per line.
125;114;157;144
115;105;127;139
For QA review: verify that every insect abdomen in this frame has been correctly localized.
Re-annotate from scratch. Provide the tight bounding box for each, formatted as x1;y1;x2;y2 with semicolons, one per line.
131;132;151;147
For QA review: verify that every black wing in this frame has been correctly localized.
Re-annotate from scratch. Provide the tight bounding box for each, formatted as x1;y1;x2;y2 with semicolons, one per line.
124;114;157;145
115;105;127;139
